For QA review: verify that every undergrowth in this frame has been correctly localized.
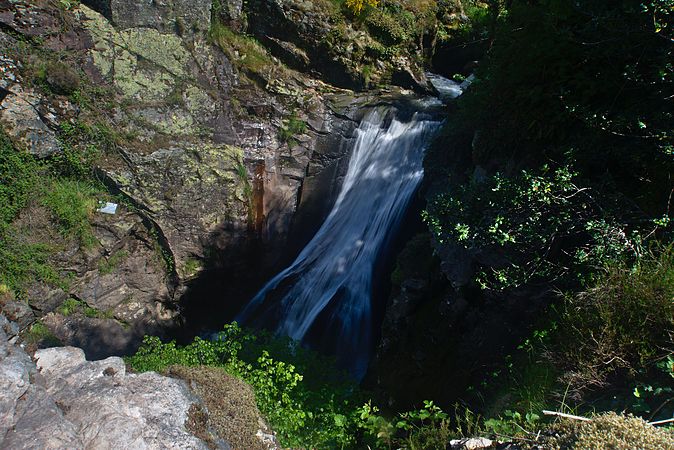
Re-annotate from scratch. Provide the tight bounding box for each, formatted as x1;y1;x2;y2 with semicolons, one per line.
0;120;110;294
127;323;364;449
209;20;280;78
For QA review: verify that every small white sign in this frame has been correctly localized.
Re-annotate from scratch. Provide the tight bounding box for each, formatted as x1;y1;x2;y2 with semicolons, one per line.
97;202;118;215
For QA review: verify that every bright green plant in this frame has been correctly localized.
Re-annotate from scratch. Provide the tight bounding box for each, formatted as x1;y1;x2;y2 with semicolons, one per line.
127;323;362;448
0;234;61;294
423;165;643;290
0;131;38;226
0;131;61;293
41;179;98;246
279;114;307;149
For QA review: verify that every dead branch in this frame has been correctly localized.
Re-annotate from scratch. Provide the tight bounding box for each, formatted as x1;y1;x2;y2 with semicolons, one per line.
542;410;592;422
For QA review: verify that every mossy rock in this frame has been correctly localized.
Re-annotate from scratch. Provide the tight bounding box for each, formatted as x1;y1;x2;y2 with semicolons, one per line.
44;61;81;95
545;413;674;450
167;365;270;450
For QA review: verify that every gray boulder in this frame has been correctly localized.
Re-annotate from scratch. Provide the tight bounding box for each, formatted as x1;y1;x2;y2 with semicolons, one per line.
0;315;212;449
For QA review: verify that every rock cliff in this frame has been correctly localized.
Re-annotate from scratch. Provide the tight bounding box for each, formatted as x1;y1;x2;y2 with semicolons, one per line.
0;0;373;353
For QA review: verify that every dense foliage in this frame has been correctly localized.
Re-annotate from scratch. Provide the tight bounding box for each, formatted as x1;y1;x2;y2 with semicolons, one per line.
0;130;93;293
425;165;647;290
128;324;365;448
127;324;542;448
555;247;674;400
418;0;674;443
425;0;674;295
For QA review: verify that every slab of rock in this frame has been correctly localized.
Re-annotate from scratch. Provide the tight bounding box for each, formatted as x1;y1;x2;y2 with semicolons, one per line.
450;437;494;450
0;316;37;440
82;0;212;34
0;317;213;449
0;82;61;157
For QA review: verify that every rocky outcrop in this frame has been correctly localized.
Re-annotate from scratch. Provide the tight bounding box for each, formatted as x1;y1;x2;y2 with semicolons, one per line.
0;314;208;449
94;0;212;33
75;2;363;279
245;0;432;92
0;48;61;157
0;314;281;449
0;0;370;349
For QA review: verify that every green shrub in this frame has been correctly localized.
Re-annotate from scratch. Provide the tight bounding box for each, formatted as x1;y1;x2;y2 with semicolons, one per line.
0;233;61;294
423;165;642;291
365;8;410;45
0;131;38;226
127;323;363;449
358;401;491;449
278;114;307;149
0;131;61;293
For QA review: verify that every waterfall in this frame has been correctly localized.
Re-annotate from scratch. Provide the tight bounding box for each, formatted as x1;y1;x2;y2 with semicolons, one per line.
238;106;442;378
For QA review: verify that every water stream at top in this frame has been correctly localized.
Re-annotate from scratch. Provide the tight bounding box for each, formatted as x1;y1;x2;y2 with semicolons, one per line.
238;103;444;378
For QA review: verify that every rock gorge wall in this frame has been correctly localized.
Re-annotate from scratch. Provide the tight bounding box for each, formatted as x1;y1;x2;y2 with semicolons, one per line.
0;0;377;354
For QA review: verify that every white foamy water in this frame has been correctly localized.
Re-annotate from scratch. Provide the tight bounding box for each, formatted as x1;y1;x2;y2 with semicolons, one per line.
426;72;475;102
238;108;442;378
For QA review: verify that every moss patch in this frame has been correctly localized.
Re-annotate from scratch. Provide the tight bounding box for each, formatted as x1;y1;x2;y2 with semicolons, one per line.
167;365;267;450
547;413;674;450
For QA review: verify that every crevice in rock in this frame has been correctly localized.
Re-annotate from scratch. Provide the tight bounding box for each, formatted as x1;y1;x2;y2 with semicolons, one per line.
80;1;113;22
94;168;180;294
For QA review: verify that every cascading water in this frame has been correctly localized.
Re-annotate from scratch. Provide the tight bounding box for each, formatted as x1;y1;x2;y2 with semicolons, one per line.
238;105;443;378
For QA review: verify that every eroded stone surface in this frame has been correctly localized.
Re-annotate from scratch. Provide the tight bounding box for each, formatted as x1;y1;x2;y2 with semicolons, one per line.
0;317;211;449
0;55;62;157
